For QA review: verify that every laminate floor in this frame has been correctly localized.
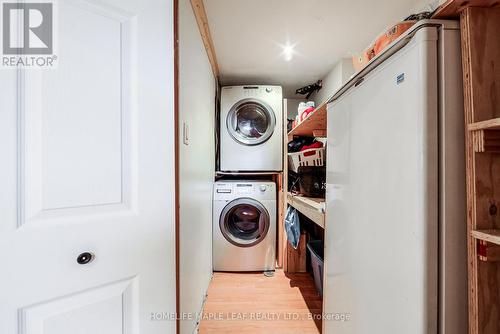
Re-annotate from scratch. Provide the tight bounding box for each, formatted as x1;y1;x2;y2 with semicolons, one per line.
199;269;322;333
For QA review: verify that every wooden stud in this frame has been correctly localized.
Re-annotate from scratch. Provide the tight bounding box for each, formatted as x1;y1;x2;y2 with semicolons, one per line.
460;9;479;331
277;99;289;269
189;0;220;79
282;99;289;271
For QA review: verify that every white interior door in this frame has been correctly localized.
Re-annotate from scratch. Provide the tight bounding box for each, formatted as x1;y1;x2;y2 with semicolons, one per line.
0;0;176;333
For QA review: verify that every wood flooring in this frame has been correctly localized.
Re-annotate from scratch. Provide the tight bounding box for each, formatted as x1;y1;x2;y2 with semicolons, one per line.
199;269;322;334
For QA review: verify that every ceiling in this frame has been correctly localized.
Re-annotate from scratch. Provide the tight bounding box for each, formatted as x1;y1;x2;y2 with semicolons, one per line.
204;0;437;97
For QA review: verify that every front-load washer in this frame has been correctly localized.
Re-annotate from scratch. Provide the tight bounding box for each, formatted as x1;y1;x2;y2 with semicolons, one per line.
220;85;283;171
213;180;276;271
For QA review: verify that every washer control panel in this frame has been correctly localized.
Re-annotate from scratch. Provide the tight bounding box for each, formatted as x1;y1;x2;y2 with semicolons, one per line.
235;183;253;194
214;181;275;200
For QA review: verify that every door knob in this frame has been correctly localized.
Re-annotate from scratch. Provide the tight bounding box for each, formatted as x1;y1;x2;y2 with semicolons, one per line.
77;252;94;265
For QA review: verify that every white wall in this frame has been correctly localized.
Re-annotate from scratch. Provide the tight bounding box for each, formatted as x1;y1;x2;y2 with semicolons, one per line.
311;58;354;106
286;98;306;120
411;0;445;13
179;0;216;332
309;0;445;106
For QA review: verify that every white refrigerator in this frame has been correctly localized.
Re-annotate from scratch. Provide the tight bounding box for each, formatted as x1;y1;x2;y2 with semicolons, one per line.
324;20;467;334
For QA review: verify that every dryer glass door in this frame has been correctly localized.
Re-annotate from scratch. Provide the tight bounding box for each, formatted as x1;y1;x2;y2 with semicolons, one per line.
220;198;270;247
226;98;276;146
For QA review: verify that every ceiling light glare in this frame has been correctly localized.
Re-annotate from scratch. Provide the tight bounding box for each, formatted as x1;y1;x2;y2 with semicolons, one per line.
283;44;294;61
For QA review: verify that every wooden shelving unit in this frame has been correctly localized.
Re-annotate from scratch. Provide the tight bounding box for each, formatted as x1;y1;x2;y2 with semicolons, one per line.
287;102;327;140
462;5;500;327
286;192;325;229
282;99;327;274
435;2;500;332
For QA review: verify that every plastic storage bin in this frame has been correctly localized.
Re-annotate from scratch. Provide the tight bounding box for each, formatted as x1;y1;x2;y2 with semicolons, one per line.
307;240;324;297
288;148;325;173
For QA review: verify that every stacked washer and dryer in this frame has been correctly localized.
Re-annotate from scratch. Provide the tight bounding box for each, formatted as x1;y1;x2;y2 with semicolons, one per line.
213;86;283;272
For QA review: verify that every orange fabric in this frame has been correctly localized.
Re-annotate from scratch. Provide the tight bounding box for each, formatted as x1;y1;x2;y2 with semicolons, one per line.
352;21;416;72
373;21;416;55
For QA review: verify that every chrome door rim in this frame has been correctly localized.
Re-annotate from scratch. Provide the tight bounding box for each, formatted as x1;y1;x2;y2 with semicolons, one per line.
219;198;270;247
226;98;276;146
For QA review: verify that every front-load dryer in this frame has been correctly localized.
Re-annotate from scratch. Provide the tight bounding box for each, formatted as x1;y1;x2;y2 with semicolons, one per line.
213;180;276;272
220;85;283;171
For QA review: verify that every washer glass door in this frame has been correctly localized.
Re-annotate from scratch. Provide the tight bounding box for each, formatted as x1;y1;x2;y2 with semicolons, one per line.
220;198;270;247
226;98;276;146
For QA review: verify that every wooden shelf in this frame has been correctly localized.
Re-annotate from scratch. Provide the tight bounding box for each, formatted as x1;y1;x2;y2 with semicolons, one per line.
472;230;500;246
468;117;500;131
432;0;500;19
286;192;325;229
287;102;327;140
